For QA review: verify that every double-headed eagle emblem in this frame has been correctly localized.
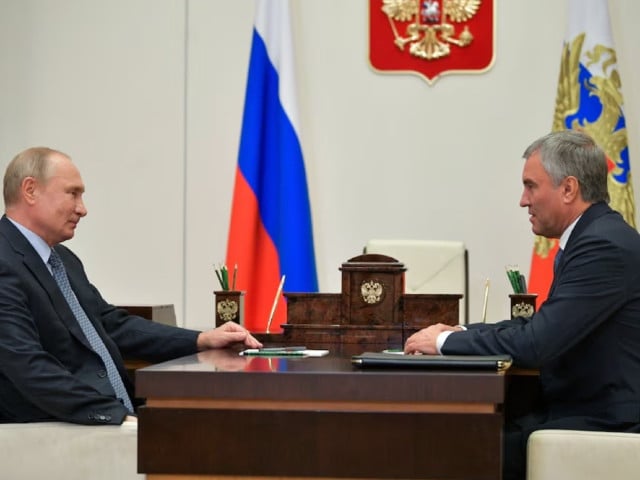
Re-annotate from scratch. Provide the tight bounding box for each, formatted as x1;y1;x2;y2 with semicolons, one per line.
533;32;636;260
217;299;239;322
381;0;481;60
361;280;384;305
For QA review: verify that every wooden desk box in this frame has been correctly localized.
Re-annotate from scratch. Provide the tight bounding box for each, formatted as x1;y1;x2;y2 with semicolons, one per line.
118;304;176;326
278;254;462;353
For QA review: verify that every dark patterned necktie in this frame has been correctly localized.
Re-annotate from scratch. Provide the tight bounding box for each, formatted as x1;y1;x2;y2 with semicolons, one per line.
554;248;564;274
48;249;133;412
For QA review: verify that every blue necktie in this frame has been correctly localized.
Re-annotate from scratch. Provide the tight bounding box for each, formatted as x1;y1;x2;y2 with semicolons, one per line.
48;250;133;412
554;248;564;274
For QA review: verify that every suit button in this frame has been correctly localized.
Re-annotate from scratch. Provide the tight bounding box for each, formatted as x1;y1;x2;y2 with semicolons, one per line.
97;370;107;378
88;413;111;423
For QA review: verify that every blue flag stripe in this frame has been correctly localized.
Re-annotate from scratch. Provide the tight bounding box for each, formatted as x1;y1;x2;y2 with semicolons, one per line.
237;27;318;292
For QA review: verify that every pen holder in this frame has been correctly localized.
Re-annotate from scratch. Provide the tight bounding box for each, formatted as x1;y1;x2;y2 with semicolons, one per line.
214;290;245;327
509;294;538;319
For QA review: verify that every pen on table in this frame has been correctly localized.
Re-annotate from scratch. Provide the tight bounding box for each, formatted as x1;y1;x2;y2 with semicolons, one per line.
258;346;306;352
240;349;306;356
481;278;490;323
266;274;286;334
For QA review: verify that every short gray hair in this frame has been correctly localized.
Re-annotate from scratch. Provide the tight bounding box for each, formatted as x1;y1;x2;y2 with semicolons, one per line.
3;147;69;206
523;130;609;203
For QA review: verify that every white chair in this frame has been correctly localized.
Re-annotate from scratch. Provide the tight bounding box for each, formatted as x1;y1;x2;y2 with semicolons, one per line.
364;239;468;324
0;420;143;480
527;429;640;480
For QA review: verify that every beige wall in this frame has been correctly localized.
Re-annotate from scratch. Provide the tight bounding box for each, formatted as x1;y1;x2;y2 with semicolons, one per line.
0;0;638;330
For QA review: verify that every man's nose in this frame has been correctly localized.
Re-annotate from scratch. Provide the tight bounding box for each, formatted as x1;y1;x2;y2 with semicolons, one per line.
519;191;529;208
77;199;88;217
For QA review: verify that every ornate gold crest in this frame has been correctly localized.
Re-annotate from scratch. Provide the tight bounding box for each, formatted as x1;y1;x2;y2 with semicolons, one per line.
369;0;495;84
511;301;535;319
361;280;384;304
382;0;478;60
217;299;239;321
554;33;636;228
533;31;637;260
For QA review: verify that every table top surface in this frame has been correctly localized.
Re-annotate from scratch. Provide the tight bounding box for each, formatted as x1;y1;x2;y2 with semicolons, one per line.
136;348;506;404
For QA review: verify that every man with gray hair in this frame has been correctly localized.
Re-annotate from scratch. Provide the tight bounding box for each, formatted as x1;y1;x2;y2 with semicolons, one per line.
405;130;640;479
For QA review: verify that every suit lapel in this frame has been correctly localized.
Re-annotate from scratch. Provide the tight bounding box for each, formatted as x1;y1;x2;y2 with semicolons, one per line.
0;216;93;349
547;202;611;297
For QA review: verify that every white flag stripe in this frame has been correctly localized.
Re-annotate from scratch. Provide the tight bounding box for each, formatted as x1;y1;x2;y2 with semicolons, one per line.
254;0;300;133
566;0;614;78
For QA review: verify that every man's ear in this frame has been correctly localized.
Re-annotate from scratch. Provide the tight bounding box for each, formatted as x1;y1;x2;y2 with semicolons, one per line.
22;177;38;205
562;176;580;203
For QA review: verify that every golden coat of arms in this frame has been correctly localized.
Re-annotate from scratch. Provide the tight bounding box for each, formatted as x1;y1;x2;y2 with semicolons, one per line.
361;280;384;304
369;0;495;84
217;299;239;322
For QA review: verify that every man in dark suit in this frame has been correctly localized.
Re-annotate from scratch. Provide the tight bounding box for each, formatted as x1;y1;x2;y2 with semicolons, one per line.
0;146;262;426
404;130;640;480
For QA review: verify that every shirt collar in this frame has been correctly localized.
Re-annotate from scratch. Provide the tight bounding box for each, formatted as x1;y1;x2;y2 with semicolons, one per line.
7;217;54;265
558;215;581;250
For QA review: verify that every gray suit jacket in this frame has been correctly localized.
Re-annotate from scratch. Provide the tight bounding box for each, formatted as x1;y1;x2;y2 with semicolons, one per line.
443;202;640;426
0;215;200;425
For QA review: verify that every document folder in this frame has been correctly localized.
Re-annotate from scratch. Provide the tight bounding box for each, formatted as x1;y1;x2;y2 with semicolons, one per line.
351;353;512;372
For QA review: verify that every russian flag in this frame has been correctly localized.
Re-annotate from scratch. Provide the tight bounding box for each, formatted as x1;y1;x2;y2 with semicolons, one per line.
226;0;318;333
528;0;635;305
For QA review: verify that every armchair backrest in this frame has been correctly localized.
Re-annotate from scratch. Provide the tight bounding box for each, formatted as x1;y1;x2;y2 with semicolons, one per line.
364;239;468;324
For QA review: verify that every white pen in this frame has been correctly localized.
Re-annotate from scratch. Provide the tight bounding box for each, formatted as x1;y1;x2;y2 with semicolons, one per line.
266;275;286;333
239;349;306;356
481;278;490;323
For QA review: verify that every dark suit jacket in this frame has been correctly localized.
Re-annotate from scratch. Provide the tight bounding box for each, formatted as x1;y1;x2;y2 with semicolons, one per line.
443;202;640;427
0;215;200;425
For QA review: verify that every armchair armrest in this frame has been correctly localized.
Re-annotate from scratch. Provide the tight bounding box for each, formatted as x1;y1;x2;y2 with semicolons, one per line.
527;429;640;480
0;420;142;479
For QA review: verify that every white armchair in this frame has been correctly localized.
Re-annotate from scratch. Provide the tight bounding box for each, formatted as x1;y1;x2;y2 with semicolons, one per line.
527;429;640;480
364;239;468;323
0;420;143;480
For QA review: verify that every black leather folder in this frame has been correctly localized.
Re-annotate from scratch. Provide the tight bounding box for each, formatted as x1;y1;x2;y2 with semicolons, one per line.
351;352;512;371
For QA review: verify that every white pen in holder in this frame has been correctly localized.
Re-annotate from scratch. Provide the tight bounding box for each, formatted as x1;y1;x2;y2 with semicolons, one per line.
481;278;490;323
266;275;286;334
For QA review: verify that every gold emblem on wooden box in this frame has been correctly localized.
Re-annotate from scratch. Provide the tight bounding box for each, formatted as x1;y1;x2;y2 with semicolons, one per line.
511;302;534;319
217;299;239;321
361;280;384;304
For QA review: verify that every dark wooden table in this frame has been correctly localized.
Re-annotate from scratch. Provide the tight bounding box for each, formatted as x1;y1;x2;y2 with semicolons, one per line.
136;349;506;480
